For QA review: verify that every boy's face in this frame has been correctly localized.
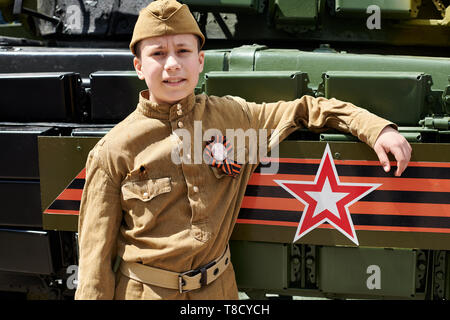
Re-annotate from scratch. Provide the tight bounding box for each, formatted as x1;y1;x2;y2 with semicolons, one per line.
133;33;205;105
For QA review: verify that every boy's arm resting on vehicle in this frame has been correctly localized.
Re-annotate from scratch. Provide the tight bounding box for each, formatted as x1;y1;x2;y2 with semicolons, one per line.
232;94;411;176
74;146;123;300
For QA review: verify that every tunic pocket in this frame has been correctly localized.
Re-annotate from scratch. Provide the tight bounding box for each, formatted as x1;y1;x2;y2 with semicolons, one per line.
121;177;171;202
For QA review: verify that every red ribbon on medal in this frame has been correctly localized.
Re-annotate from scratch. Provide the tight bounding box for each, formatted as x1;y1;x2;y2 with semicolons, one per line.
204;135;242;177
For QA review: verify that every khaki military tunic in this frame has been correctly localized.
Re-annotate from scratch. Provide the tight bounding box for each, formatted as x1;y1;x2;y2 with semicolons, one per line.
74;90;393;300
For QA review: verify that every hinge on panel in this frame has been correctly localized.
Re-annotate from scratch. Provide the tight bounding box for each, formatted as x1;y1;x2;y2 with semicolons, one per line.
419;116;450;130
290;244;301;285
432;0;447;18
415;250;428;294
443;83;450;114
290;244;318;289
433;251;447;299
305;245;317;288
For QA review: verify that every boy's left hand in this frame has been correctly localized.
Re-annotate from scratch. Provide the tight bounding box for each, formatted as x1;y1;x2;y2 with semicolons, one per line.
373;126;412;177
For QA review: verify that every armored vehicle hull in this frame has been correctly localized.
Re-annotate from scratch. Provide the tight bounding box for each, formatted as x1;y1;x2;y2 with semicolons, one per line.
0;0;449;299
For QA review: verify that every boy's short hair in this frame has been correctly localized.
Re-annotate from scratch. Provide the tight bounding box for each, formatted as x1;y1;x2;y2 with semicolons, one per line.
130;0;205;57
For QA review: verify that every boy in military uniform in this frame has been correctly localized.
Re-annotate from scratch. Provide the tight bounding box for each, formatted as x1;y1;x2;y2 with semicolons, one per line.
75;0;411;300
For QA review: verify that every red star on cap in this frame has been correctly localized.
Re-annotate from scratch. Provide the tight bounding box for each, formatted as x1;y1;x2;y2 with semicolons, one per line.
275;144;381;246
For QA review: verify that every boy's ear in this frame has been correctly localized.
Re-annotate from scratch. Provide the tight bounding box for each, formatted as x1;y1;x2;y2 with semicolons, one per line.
133;57;145;80
198;50;205;74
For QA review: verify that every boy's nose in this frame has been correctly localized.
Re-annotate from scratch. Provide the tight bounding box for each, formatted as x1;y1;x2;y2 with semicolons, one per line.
164;55;181;71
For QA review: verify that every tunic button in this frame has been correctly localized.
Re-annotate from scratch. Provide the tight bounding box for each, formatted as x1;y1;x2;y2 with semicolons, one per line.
193;186;199;193
178;121;184;128
177;109;183;116
143;192;149;198
177;103;182;110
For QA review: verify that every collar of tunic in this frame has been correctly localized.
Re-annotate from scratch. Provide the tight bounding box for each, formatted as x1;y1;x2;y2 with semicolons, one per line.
136;89;196;121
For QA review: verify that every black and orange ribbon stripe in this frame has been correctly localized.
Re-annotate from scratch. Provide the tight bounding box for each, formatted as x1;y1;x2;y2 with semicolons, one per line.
203;135;242;177
238;158;450;234
43;155;450;236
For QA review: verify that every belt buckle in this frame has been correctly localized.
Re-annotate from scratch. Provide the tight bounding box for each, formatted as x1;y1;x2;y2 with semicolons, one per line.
178;269;196;294
178;261;216;293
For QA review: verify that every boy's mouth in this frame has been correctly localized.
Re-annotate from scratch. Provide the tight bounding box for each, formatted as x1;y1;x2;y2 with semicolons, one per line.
163;78;186;86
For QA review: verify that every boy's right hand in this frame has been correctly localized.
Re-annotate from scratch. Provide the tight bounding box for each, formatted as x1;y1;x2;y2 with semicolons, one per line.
373;126;412;177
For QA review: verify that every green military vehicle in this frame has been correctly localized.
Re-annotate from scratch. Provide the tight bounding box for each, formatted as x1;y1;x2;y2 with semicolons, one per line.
0;0;449;300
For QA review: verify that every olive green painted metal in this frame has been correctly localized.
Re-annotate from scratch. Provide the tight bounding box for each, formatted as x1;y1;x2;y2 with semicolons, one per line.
200;46;450;97
230;240;289;290
320;132;423;142
278;140;450;163
320;133;359;142
421;116;450;130
43;212;78;232
319;71;434;126
230;241;433;299
204;71;311;103
183;0;264;13
334;0;420;19
394;132;422;142
232;223;450;251
3;0;449;48
38;136;99;231
253;50;450;90
228;45;267;72
273;0;318;24
264;0;450;47
319;246;417;298
197;50;228;93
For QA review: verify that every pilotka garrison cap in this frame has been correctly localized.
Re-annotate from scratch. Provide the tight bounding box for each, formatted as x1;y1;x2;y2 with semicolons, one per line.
129;0;205;55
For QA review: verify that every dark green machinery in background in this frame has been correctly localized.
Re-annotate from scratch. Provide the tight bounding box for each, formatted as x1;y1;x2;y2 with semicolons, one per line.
0;0;449;300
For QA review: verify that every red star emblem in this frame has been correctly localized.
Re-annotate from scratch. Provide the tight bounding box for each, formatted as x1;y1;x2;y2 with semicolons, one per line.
274;144;381;245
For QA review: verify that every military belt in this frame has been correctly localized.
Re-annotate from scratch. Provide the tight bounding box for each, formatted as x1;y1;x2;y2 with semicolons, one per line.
118;245;231;293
